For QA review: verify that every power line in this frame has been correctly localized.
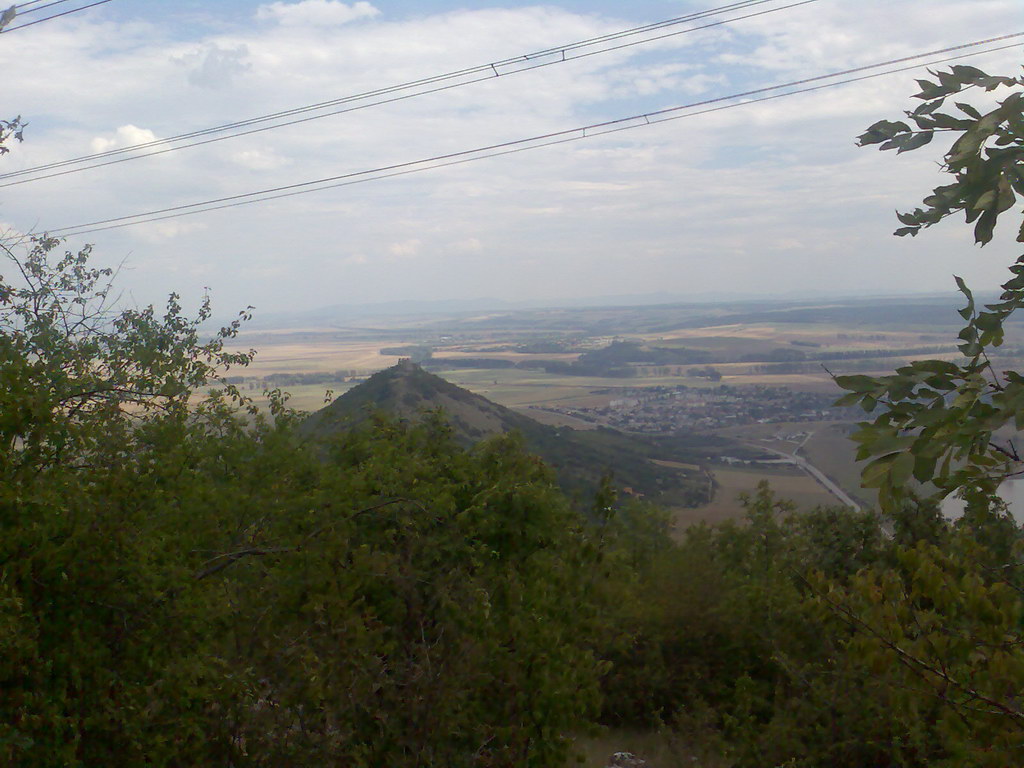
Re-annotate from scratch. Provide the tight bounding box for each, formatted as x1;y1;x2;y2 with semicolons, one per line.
0;0;820;186
47;34;1023;238
13;0;78;17
9;0;63;11
0;0;809;182
1;0;112;33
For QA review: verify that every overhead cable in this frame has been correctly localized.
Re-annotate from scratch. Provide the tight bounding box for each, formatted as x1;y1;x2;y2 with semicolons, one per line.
0;0;820;185
1;0;112;33
13;0;78;16
47;34;1024;237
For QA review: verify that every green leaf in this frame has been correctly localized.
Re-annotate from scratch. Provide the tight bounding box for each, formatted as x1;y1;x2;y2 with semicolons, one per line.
833;392;865;408
890;452;915;487
955;102;982;120
835;374;880;393
973;190;998;211
914;79;951;100
896;131;934;153
912;451;939;483
862;454;898;488
974;209;998;245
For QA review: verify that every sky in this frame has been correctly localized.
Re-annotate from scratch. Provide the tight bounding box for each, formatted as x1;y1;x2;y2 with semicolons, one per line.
1;0;1023;318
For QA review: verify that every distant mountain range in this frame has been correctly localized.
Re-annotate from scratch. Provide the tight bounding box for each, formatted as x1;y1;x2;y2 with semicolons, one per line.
243;290;968;329
301;360;747;506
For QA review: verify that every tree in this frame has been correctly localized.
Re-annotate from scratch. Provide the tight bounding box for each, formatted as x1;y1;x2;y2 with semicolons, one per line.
837;63;1024;514
0;234;259;765
608;68;1024;766
0;235;616;766
822;63;1024;764
0;234;254;473
0;116;25;154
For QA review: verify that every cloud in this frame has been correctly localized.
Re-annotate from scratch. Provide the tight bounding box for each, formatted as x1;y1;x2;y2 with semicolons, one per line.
451;238;482;253
179;43;252;89
134;219;209;243
2;0;1022;314
388;239;421;259
231;148;289;170
255;1;379;27
90;124;158;153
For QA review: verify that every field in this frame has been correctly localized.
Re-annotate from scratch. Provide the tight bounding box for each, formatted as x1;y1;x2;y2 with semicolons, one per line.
674;464;839;529
224;295;974;511
800;422;877;508
237;335;406;376
709;419;874;511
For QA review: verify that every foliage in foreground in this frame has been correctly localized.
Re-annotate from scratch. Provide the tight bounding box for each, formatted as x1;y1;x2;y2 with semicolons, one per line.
605;62;1024;768
598;63;1024;767
601;485;1024;767
0;237;610;767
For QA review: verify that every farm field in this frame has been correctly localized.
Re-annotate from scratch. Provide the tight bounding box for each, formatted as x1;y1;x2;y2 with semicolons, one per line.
710;419;872;508
235;337;405;378
225;295;982;512
517;407;599;430
673;465;838;530
799;422;877;508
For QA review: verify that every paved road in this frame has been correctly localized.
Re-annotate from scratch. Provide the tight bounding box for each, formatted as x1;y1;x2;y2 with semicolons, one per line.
746;440;862;512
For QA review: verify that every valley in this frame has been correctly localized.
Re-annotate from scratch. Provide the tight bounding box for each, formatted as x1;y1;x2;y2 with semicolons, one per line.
227;293;1012;525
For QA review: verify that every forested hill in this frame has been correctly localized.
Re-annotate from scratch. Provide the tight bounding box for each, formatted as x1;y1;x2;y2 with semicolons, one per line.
301;359;544;443
301;360;732;506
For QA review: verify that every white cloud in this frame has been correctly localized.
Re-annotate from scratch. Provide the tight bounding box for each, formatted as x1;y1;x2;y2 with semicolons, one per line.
90;124;158;153
231;148;289;170
388;239;421;259
451;238;482;253
178;43;252;89
134;219;209;243
255;1;379;27
2;0;1021;313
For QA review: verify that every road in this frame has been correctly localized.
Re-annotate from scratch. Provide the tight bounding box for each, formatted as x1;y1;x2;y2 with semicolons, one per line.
745;438;862;512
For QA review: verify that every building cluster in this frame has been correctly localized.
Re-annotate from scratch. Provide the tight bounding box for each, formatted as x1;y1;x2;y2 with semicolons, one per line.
546;385;844;433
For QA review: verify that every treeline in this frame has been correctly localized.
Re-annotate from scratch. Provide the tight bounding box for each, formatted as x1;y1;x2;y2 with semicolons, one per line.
427;341;714;378
2;241;611;766
425;356;517;369
263;370;359;386
740;345;953;363
380;345;434;363
421;342;958;379
605;486;1024;766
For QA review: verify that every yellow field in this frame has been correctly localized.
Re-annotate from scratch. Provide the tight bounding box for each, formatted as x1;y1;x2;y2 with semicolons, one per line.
226;317;942;417
228;337;403;377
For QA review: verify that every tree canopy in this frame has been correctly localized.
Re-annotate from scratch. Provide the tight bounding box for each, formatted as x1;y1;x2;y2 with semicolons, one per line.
0;235;623;766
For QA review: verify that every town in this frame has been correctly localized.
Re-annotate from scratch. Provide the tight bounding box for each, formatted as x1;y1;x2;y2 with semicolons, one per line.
541;384;845;432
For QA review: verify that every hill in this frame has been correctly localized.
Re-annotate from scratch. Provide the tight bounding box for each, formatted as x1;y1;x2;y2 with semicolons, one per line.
302;360;747;506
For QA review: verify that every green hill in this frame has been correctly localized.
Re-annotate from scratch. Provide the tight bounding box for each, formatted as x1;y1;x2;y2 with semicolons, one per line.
302;360;740;506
